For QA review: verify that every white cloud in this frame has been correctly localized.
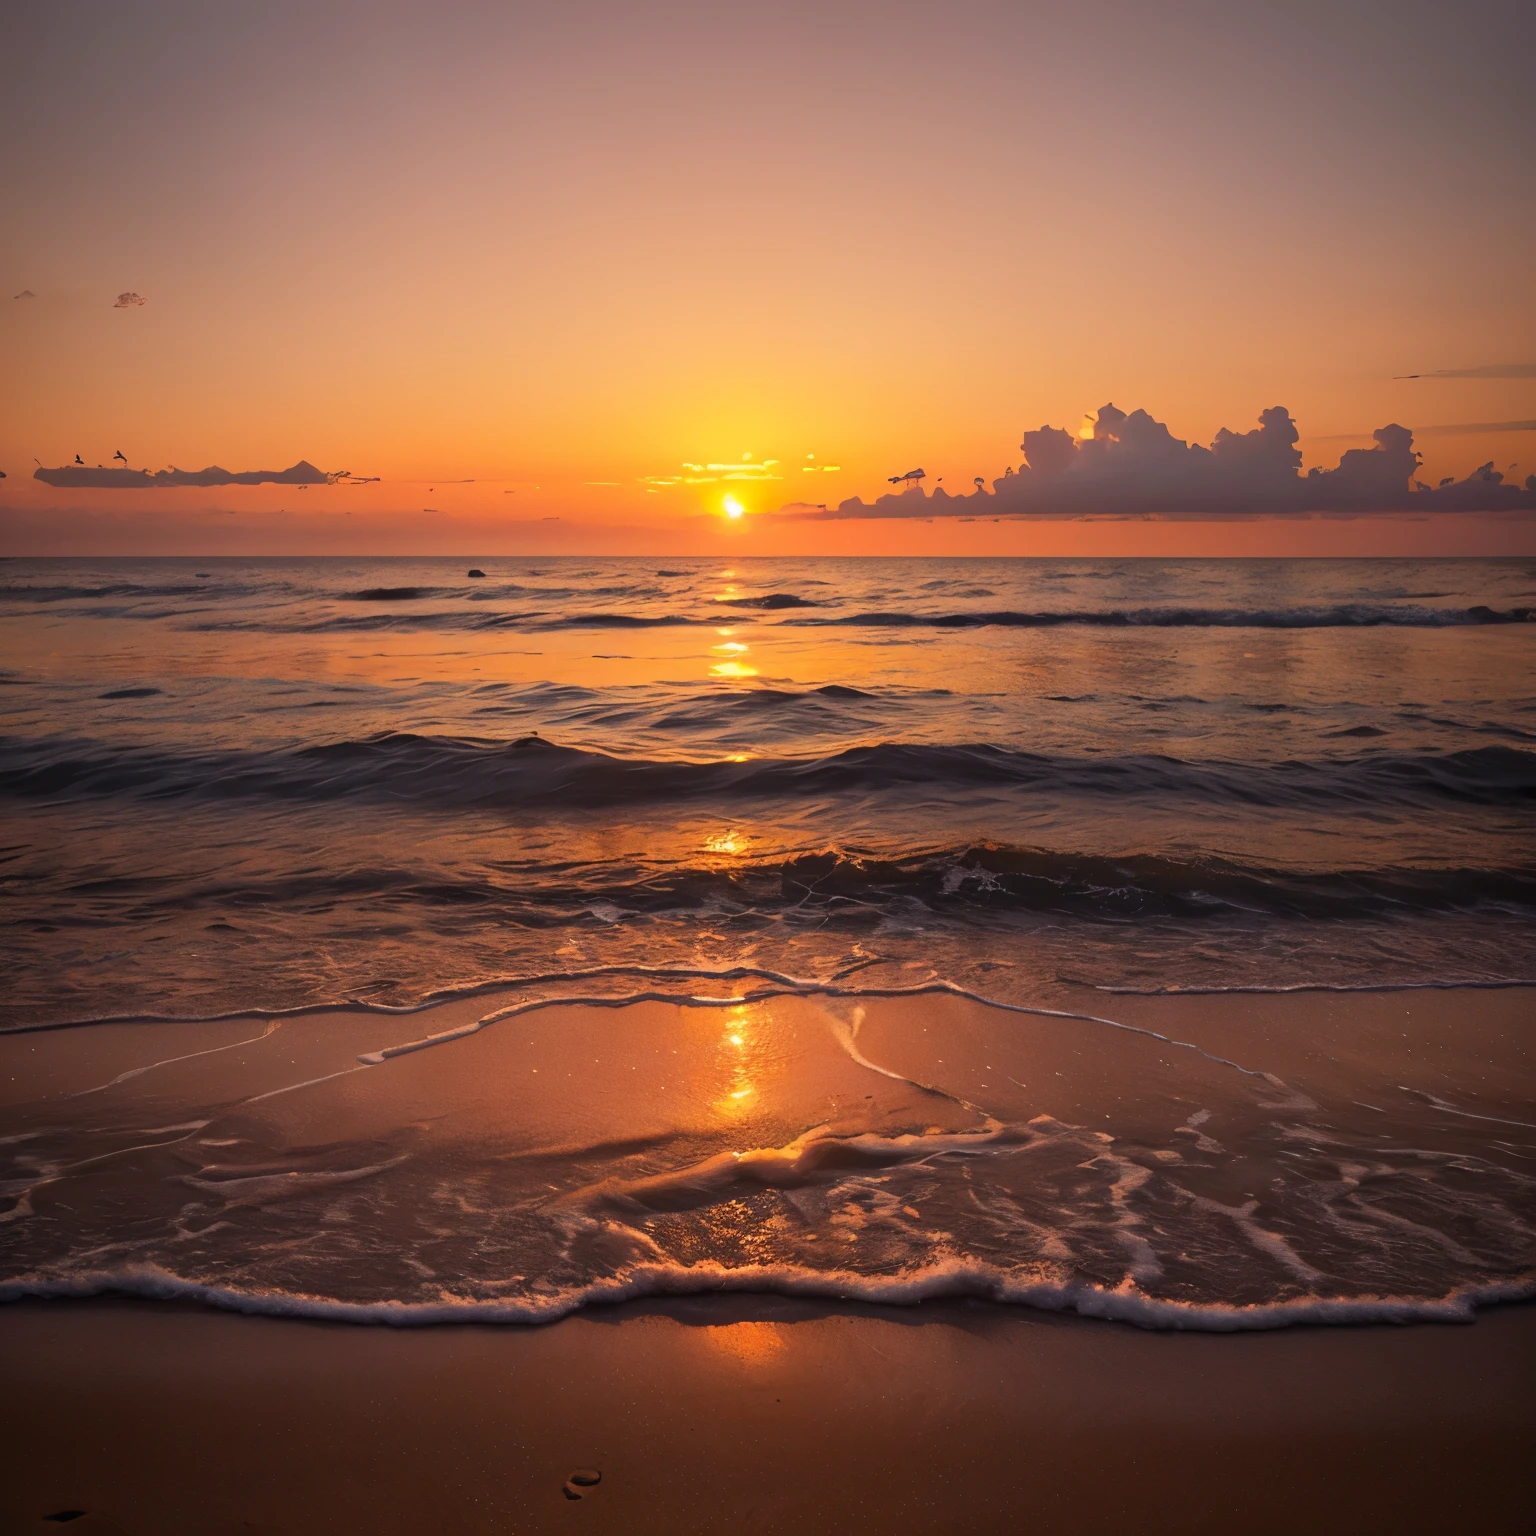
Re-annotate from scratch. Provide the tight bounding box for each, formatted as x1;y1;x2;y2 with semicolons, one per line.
808;403;1536;518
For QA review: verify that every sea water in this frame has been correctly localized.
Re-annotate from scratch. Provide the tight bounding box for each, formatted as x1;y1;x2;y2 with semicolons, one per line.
2;555;1533;1325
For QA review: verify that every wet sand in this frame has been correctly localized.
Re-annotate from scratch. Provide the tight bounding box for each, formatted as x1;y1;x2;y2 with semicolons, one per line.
2;985;1532;1531
1;1293;1533;1535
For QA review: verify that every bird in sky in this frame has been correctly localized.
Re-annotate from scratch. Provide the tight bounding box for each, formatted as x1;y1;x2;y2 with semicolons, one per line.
113;450;128;465
74;454;84;465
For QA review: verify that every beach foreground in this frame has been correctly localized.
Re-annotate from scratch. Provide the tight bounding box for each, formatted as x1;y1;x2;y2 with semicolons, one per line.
2;986;1533;1530
2;1293;1533;1534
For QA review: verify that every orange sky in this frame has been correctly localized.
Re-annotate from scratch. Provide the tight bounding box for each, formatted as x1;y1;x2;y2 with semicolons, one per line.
2;1;1533;555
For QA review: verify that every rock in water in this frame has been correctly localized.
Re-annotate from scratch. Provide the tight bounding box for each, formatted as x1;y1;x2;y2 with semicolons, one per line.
467;568;485;577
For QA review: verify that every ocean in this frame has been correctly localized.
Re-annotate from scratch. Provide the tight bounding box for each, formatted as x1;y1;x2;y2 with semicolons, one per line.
2;554;1533;1327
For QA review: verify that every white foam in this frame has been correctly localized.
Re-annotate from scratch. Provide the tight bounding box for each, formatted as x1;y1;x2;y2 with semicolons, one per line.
4;1257;1531;1333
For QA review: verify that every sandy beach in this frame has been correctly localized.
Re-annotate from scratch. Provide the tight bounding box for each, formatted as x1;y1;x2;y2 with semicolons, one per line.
2;1292;1533;1534
3;984;1534;1530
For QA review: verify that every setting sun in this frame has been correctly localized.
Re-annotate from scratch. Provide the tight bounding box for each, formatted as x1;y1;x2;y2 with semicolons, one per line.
722;495;745;519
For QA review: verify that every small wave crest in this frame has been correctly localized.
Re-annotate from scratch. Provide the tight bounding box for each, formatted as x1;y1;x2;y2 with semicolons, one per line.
4;732;1531;813
796;604;1536;630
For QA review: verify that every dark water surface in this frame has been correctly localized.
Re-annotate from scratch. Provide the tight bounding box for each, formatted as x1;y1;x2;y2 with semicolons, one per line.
4;556;1533;1022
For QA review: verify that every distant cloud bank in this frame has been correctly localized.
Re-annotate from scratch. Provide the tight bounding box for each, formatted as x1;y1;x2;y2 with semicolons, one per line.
1417;420;1536;437
806;405;1536;520
34;459;342;489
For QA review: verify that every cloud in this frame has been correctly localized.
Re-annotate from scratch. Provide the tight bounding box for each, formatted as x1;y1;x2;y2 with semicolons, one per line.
804;404;1536;519
34;459;341;489
13;290;35;299
1415;420;1536;436
642;457;782;488
112;292;147;308
1393;363;1536;379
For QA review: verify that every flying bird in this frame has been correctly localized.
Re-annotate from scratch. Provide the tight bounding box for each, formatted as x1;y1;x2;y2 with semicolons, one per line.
74;454;84;465
113;450;128;465
1394;365;1536;380
886;467;926;486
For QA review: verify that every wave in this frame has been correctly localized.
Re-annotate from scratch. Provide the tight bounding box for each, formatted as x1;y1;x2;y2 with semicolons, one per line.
0;582;228;603
795;604;1536;629
3;732;1531;812
31;843;1533;924
8;585;1530;632
160;601;1536;635
6;1262;1530;1332
715;593;818;609
185;610;708;633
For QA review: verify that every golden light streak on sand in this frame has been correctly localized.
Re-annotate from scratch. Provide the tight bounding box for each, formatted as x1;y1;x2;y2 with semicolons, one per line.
701;1319;787;1365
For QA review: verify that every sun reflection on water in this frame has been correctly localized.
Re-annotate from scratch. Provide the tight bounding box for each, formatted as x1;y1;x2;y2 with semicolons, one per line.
712;1005;759;1117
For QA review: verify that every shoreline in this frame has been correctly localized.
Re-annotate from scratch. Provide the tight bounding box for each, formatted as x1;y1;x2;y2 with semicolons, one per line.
7;1262;1534;1334
3;984;1532;1333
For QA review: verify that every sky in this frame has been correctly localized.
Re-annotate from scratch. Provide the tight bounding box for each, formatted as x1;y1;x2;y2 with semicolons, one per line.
2;0;1534;556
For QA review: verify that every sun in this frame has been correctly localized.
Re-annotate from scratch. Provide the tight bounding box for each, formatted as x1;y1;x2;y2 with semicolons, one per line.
722;494;745;519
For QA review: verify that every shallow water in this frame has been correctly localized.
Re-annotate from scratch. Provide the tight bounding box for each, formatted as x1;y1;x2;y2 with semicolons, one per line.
2;556;1533;1327
3;988;1532;1327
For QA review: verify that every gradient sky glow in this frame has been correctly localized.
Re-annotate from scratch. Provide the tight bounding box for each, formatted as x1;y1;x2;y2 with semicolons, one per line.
3;0;1533;555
